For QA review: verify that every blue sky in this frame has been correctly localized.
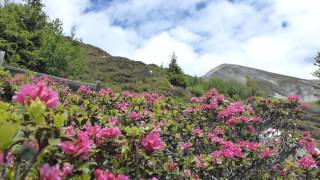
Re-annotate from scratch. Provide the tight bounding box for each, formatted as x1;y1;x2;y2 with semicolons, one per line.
40;0;320;79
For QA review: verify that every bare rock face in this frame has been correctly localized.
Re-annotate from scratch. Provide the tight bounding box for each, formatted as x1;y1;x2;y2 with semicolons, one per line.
203;64;319;102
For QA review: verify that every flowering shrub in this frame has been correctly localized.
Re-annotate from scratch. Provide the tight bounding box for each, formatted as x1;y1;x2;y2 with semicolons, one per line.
0;71;319;179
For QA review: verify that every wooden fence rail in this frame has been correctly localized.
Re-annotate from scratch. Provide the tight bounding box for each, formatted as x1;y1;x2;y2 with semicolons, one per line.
0;51;100;91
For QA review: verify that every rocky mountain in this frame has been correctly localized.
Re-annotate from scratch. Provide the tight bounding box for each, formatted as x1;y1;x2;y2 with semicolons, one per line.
203;64;320;102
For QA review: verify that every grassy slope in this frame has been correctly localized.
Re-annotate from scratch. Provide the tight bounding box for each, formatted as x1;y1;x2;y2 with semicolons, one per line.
74;43;192;99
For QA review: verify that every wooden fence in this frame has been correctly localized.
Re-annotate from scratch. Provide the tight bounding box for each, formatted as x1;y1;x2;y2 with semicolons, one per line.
0;51;100;91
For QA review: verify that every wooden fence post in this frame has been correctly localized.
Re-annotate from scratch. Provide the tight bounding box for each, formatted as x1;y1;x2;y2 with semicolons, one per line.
0;51;5;66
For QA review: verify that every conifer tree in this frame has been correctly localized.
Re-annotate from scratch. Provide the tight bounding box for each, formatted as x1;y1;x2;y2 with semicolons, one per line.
167;52;187;88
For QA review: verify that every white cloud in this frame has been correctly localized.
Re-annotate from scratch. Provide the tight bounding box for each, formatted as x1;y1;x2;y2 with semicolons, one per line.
39;0;320;79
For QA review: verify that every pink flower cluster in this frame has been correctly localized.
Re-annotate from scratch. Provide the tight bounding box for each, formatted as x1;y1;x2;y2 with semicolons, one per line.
60;131;93;158
128;112;141;120
192;128;204;136
95;169;129;180
179;142;193;151
211;138;244;159
13;82;59;108
141;132;164;152
218;102;245;118
167;162;178;171
298;132;319;156
0;151;13;167
96;127;122;140
298;156;317;168
64;124;122;148
287;95;300;102
40;163;73;180
238;141;259;152
98;88;114;96
144;92;165;105
77;85;92;94
117;102;130;112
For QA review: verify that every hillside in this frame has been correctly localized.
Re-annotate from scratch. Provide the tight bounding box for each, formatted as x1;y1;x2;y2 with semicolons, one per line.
74;43;192;98
204;64;319;102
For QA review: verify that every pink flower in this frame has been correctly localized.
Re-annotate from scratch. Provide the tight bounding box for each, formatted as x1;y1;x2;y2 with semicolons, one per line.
151;127;162;134
60;141;76;154
95;169;115;180
128;112;141;120
203;101;217;110
298;156;317;168
246;125;256;134
183;169;192;177
40;164;62;180
62;163;73;177
143;109;153;117
179;142;193;151
96;127;122;140
212;141;244;159
192;128;203;136
149;177;158;180
98;88;113;96
84;124;102;138
191;97;206;103
117;102;130;111
251;116;261;123
218;102;245;118
167;162;178;171
76;131;93;156
261;147;273;158
122;91;130;97
60;131;93;157
77;85;92;94
116;175;129;180
142;133;164;152
62;126;76;137
108;117;120;126
298;132;319;156
211;151;222;159
238;141;259;152
213;128;225;135
216;95;225;103
206;88;219;98
195;155;205;168
288;95;300;102
240;116;250;123
95;169;129;180
222;145;243;158
210;136;225;144
13;82;59;108
226;116;238;126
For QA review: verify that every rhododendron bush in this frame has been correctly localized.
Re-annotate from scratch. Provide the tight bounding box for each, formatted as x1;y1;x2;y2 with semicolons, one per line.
0;68;319;179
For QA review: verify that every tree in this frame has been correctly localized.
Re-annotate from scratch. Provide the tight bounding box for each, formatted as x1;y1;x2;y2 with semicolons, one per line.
313;52;320;99
313;52;320;78
167;52;183;74
167;52;186;88
0;0;84;77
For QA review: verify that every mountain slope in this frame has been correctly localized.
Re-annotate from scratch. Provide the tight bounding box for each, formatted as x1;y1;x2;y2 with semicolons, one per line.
73;43;192;98
204;64;319;102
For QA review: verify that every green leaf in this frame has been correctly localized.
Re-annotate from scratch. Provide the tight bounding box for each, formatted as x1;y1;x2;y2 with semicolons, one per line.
0;120;19;150
27;100;46;125
48;138;61;146
53;113;65;128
